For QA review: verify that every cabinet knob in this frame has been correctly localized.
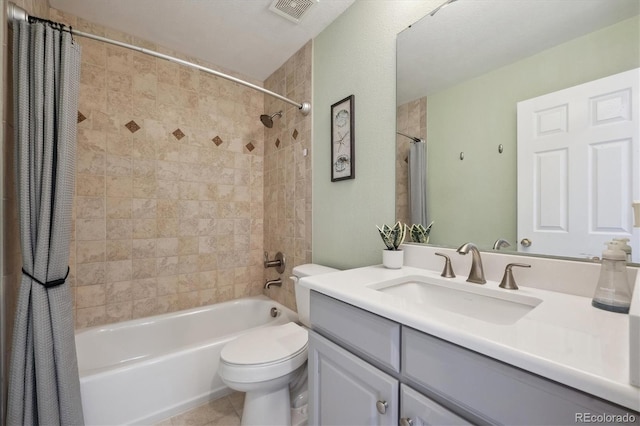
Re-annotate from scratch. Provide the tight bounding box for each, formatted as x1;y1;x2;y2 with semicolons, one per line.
376;400;388;414
400;417;414;426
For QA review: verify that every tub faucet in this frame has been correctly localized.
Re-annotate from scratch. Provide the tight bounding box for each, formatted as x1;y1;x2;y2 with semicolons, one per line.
264;278;282;289
456;242;486;284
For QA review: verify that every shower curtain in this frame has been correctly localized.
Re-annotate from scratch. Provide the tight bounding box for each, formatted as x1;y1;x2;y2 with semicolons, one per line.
7;21;84;425
409;141;428;227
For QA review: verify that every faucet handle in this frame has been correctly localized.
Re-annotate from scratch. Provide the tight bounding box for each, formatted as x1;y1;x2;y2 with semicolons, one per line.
435;252;456;278
499;263;531;290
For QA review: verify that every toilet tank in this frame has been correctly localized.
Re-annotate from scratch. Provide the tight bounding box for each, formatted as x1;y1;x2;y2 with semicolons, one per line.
292;264;338;327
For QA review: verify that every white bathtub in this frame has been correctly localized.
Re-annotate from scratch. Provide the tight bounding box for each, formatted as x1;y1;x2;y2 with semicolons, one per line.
75;295;298;425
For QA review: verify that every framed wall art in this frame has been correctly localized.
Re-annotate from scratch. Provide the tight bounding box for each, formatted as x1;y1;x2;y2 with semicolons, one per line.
331;95;355;181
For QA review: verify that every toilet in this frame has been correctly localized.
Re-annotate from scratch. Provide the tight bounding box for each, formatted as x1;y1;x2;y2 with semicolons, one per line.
218;264;338;426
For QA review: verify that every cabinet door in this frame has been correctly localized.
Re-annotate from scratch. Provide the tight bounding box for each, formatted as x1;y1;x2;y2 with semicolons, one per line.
309;331;398;426
400;384;471;426
402;327;638;425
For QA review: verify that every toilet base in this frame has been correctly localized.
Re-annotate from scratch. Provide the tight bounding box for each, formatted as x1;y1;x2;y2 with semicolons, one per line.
241;386;291;426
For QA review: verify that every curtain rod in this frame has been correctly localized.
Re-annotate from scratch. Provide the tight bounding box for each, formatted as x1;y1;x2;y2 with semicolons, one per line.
6;2;311;116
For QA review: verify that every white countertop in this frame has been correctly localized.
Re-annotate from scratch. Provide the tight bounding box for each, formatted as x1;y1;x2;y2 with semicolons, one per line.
300;265;640;412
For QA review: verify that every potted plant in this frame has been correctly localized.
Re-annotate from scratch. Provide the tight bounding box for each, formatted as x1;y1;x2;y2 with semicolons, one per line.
408;221;434;244
377;221;406;269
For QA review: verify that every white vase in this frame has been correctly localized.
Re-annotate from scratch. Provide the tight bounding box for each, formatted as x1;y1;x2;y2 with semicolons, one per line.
382;249;404;269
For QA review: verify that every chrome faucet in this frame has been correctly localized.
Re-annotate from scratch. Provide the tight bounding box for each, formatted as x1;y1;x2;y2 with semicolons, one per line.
264;278;282;289
456;242;486;284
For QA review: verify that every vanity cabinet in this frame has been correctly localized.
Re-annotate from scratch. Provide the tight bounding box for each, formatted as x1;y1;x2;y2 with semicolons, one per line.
308;291;639;426
309;291;472;426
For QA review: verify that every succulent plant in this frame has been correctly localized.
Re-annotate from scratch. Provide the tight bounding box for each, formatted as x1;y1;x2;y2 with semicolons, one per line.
408;221;434;244
377;221;406;251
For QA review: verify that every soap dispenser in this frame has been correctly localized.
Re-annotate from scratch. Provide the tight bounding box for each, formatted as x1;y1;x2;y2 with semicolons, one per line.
591;241;632;314
613;237;632;262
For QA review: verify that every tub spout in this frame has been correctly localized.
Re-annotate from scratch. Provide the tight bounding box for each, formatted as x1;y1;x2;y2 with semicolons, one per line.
264;278;282;289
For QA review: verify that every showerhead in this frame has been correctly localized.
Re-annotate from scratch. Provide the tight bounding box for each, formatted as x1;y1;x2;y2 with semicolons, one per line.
260;111;283;128
396;131;424;143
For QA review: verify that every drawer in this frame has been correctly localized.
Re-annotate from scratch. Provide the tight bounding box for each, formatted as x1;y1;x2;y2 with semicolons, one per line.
402;327;637;426
310;291;400;373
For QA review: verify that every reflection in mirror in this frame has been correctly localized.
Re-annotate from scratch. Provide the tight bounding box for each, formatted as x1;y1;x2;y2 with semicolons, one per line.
396;0;640;263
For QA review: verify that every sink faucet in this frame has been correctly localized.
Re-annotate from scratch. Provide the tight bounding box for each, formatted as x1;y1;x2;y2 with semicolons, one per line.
456;242;486;284
492;238;511;250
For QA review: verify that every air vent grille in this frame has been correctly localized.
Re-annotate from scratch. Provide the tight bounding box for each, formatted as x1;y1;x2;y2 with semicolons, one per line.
269;0;317;23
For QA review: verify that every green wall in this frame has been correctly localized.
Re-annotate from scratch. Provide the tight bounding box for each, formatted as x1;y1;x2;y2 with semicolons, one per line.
427;16;640;249
312;1;437;269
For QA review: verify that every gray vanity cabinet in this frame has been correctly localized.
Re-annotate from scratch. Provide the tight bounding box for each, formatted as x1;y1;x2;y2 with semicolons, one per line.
309;291;469;426
402;327;638;425
308;291;639;426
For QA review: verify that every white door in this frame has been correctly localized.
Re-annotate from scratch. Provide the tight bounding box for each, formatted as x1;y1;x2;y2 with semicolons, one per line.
517;68;639;261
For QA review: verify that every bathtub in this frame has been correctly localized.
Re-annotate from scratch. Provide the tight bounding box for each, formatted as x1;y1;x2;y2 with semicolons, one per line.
75;295;298;425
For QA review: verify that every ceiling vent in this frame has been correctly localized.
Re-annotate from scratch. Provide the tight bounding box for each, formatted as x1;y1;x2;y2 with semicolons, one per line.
269;0;317;23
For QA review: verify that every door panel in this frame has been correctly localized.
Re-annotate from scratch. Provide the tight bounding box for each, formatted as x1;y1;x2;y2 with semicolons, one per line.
308;331;398;426
517;68;639;260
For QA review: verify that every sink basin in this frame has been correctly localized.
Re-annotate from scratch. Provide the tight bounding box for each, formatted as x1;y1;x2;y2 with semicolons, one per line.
369;275;542;325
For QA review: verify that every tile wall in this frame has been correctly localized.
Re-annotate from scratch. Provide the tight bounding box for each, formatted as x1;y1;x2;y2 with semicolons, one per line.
262;42;313;311
396;97;426;225
45;8;270;328
3;3;312;333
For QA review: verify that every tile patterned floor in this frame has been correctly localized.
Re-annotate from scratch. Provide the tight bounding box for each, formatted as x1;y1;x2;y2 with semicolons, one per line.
155;392;244;426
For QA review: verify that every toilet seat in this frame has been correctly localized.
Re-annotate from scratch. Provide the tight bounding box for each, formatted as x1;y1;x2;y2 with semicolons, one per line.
219;323;308;383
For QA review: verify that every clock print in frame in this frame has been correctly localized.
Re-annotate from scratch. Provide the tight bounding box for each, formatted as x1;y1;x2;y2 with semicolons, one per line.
330;95;355;181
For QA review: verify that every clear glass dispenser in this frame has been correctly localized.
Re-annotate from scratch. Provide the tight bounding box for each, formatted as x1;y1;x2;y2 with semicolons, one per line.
591;241;632;314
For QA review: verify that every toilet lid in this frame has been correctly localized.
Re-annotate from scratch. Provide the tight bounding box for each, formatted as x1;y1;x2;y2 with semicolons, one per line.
221;323;308;366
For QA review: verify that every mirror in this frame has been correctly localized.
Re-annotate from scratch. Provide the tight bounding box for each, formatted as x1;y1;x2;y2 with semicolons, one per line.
396;0;640;263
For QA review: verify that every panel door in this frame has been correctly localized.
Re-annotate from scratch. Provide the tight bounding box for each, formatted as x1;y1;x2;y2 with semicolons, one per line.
308;331;398;426
517;68;639;260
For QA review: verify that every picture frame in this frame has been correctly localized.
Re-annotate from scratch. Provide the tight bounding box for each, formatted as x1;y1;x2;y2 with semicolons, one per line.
330;95;355;181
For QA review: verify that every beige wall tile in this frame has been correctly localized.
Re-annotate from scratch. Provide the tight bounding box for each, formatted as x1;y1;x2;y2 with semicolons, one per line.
76;241;106;264
262;42;312;310
106;240;132;261
77;174;105;197
105;302;133;323
106;281;132;304
76;284;106;308
106;176;132;197
131;278;157;300
49;8;303;328
132;258;156;280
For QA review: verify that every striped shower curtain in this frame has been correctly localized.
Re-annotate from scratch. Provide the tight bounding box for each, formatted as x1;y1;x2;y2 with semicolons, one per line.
7;20;84;425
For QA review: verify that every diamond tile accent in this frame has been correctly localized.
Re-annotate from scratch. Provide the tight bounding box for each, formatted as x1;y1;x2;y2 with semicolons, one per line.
125;120;140;133
292;129;299;140
275;138;281;148
172;128;185;140
212;136;223;146
245;142;255;152
77;111;87;123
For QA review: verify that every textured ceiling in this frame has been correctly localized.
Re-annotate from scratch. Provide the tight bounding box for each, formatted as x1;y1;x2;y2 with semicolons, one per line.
48;0;355;82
